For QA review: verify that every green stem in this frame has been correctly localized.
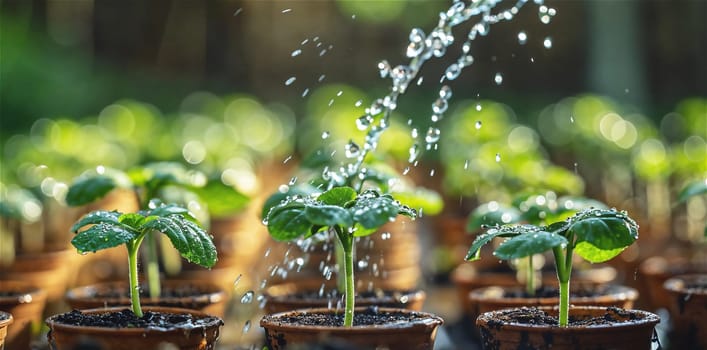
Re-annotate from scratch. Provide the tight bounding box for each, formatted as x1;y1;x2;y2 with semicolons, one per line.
334;230;346;293
558;278;570;327
335;228;355;327
144;232;161;300
526;255;535;296
552;237;574;327
127;238;144;317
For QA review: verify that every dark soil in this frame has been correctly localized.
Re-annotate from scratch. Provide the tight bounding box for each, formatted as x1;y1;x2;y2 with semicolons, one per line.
484;307;642;327
265;306;433;327
501;284;621;298
51;309;223;329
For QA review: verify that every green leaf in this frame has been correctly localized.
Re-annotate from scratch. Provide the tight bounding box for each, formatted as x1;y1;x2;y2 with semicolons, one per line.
118;213;146;228
189;180;250;218
65;176;117;206
677;180;707;203
350;193;399;230
267;202;313;241
494;231;568;260
351;223;377;237
71;210;121;233
261;185;317;219
569;210;638;251
464;225;528;261
318;187;357;207
574;241;625;263
71;222;138;253
143;215;217;268
392;188;443;216
304;205;353;228
467;202;521;232
147;204;191;218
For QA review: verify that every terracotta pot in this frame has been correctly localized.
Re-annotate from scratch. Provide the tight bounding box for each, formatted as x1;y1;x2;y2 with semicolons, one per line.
0;281;48;350
262;281;426;314
46;306;223;350
472;284;638;315
0;247;74;303
260;307;444;350
476;306;660;350
451;263;617;317
663;274;707;350
0;311;13;349
639;256;707;310
65;280;227;318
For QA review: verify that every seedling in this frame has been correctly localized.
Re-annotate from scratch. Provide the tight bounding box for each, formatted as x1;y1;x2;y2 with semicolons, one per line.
265;186;416;327
70;202;217;317
66;162;247;298
466;207;638;326
466;193;606;296
676;179;707;237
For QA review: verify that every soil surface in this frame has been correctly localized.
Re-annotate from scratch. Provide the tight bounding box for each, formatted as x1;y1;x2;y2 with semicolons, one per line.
501;284;622;298
267;306;433;327
484;307;642;327
52;309;222;328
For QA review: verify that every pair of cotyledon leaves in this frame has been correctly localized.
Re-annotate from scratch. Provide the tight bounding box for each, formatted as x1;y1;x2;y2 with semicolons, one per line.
71;203;217;268
266;186;416;242
466;208;639;264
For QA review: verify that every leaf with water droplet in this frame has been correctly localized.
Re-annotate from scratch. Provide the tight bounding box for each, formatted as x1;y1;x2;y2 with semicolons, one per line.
494;230;568;260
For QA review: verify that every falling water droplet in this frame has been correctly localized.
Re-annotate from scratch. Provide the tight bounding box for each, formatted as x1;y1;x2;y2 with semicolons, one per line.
318;74;326;82
464;160;469;170
291;49;302;57
240;291;254;304
476;104;482;112
495;153;501;162
355;99;363;107
475;120;482;129
285;77;296;86
543;37;553;49
289;176;298;186
432;98;448;114
321;131;330;139
233;8;243;16
302;88;310;97
356;115;373;130
439;85;452;99
378;60;391;78
242;320;252;334
425;127;441;143
282;8;292;13
417;76;424;86
233;274;243;288
570;115;574;123
517;31;528;44
494;72;503;85
445;63;461;80
345;141;361;158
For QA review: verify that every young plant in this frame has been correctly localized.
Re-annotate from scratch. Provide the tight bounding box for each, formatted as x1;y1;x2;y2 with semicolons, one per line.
466;193;606;296
466;207;638;326
66;162;248;299
70;202;217;317
676;178;707;238
265;186;416;327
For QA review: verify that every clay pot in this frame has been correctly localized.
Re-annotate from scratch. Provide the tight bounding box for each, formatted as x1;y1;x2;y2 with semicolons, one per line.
451;263;617;317
0;281;48;350
65;280;227;318
472;284;638;315
476;306;660;350
46;306;224;350
639;256;707;310
260;307;444;350
663;274;707;350
0;311;13;349
262;281;426;314
0;247;74;305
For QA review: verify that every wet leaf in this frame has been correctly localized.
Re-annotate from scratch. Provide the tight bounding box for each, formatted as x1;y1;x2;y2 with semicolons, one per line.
71;210;121;233
143;214;217;268
464;225;527;261
573;242;625;263
267;203;313;242
305;204;353;228
65;176;117;206
350;194;399;230
569;209;638;251
318;187;357;207
72;222;138;253
494;230;567;260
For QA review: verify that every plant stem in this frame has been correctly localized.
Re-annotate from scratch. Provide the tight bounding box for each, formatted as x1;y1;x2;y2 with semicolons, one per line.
526;256;535;296
558;278;569;327
335;228;355;327
127;239;144;317
334;229;346;293
144;232;161;300
552;237;574;327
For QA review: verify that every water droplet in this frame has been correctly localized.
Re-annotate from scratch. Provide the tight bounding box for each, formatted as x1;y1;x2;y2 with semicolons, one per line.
432;98;448;114
355;99;363;107
409;28;425;43
475;104;482;112
445;63;461;80
356;115;373;130
285;76;296;86
495;153;501;162
407;41;424;58
417;76;424;86
318;74;326;82
378;60;391;78
464;160;469;169
302;88;310;97
518;31;528;44
336;90;343;97
289;176;298;186
345;140;361;158
240;291;254;304
425;127;441;143
570;115;574;123
475;120;482;129
321;131;330;139
408;143;421;163
291;49;302;57
233;8;243;16
282;8;292;13
494;72;503;85
242;320;252;334
233;274;243;288
543;37;553;49
439;85;452;99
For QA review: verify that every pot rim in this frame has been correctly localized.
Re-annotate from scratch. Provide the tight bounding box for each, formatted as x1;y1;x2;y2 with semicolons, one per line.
260;306;443;332
476;306;660;331
0;311;13;327
65;280;226;303
469;284;638;303
0;280;47;303
264;283;426;302
663;273;707;295
46;306;223;335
